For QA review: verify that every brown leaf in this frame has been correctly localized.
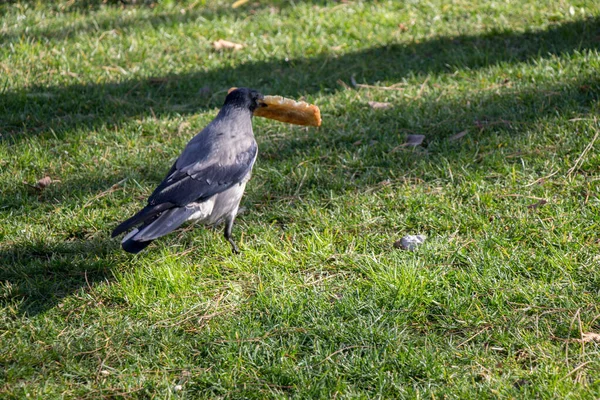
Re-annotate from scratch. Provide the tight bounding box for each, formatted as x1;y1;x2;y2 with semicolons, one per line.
213;39;244;51
26;176;58;192
527;199;547;209
398;23;408;32
579;332;600;343
448;130;468;141
35;176;53;189
368;101;392;110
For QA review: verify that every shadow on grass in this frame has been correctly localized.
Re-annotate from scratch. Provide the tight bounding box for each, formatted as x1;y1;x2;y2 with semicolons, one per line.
4;74;598;210
2;16;599;143
0;239;119;316
1;0;339;42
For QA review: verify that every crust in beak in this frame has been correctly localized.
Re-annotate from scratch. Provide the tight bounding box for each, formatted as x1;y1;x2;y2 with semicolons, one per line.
227;87;321;127
254;96;322;127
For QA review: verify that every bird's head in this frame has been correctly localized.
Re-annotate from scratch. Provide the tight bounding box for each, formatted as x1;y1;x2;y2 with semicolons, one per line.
224;87;322;126
224;87;265;113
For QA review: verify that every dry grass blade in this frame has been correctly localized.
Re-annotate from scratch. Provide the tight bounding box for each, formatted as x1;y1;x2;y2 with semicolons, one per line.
567;128;599;178
448;130;468;141
232;0;250;8
213;39;244;51
368;101;393;110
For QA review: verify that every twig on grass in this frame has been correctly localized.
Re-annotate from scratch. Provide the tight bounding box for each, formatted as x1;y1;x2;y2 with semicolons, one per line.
457;326;490;348
498;194;547;201
213;327;308;344
415;76;430;99
524;169;559;187
83;178;127;207
567;128;599;178
561;361;591;381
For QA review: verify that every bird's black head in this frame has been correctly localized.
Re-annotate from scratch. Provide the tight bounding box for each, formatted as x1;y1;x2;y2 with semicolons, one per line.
223;87;264;113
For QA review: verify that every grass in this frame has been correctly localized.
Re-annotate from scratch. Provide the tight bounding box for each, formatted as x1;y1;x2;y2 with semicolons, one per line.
1;0;600;397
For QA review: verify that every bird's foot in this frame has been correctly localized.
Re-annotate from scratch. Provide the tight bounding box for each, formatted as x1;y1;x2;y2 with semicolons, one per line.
228;238;240;254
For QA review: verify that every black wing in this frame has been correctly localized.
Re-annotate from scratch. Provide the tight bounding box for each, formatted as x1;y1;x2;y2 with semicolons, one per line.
148;141;257;207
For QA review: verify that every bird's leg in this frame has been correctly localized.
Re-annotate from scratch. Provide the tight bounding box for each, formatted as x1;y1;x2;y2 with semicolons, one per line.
224;216;240;254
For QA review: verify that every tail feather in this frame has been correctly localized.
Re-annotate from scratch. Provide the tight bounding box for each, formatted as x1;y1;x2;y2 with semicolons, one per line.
116;206;197;254
120;227;155;254
122;237;154;254
134;206;196;241
111;203;173;238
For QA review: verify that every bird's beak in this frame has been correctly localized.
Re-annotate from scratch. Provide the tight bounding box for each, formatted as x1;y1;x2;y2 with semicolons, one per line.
227;87;321;127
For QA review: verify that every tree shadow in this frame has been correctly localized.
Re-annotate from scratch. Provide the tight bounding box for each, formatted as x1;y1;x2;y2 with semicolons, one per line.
0;238;119;316
2;16;599;144
1;0;339;43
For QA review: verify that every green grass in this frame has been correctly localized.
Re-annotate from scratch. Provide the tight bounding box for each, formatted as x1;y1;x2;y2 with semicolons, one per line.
1;0;600;398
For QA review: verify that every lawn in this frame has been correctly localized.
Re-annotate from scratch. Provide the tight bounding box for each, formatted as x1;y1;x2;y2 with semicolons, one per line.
1;0;600;398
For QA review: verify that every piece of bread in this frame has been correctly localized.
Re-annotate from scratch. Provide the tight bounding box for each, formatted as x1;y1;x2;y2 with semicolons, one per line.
228;88;321;127
254;95;322;127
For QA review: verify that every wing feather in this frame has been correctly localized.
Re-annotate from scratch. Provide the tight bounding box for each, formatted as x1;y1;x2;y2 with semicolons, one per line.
148;141;257;207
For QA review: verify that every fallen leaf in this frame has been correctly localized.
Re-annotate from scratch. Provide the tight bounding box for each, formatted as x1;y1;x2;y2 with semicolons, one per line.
405;134;425;146
368;101;392;110
213;39;244;51
448;130;468;141
25;176;58;192
579;332;600;343
398;23;408;32
527;199;547;209
35;176;53;189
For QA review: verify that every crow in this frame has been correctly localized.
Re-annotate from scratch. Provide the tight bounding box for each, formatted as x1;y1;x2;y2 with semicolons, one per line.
111;88;264;254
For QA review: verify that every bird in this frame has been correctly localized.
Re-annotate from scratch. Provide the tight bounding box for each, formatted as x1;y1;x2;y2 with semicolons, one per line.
111;87;264;254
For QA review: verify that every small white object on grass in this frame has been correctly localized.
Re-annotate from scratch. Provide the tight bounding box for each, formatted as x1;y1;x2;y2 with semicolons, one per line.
394;235;427;251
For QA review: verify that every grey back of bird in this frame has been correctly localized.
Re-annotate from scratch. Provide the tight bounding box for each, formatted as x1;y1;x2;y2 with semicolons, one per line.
111;88;261;254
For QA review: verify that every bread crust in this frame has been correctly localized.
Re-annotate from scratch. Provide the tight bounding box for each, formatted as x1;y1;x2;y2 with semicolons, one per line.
254;95;321;127
227;88;321;126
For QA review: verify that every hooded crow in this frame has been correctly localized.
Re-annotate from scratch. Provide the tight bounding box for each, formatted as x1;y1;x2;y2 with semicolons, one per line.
111;87;264;254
